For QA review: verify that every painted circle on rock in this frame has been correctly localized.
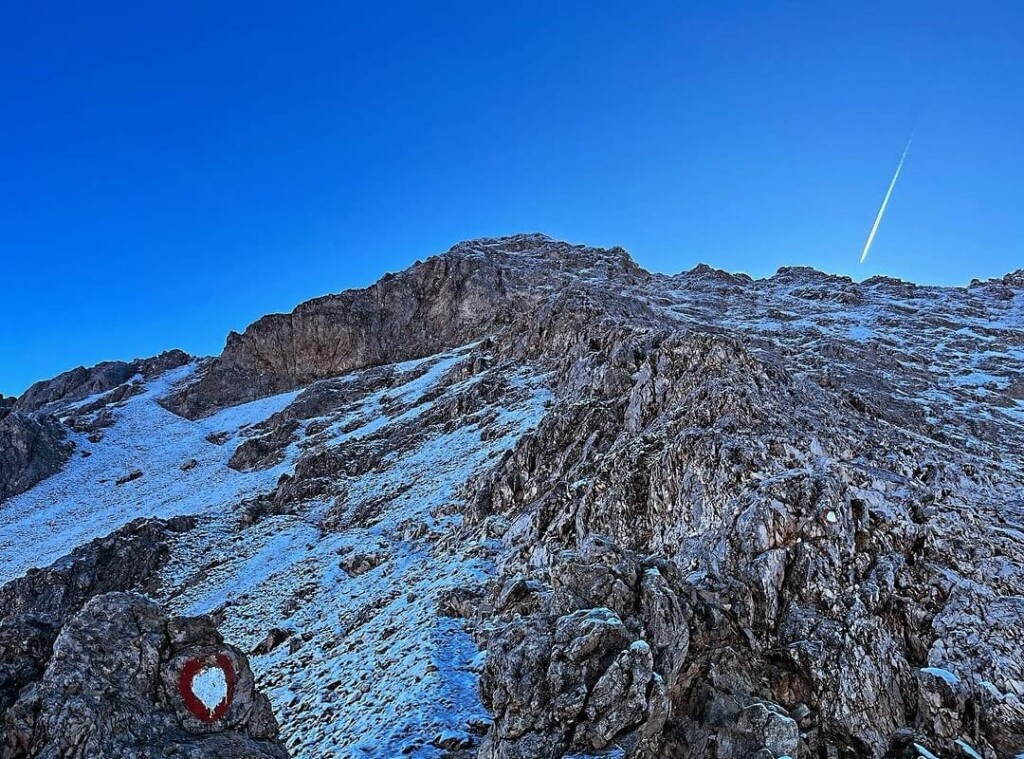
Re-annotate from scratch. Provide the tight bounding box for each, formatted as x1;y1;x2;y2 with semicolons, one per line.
177;653;235;723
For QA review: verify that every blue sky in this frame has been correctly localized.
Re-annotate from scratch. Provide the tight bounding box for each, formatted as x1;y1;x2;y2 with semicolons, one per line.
2;1;1021;395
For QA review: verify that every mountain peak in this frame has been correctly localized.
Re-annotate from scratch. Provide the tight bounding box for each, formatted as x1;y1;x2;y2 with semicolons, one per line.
3;235;1023;759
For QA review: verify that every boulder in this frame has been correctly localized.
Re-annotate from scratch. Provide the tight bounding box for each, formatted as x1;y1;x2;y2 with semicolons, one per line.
3;592;288;758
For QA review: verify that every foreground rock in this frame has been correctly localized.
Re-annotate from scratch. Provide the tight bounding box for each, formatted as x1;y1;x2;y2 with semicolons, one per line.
3;592;287;758
0;517;195;713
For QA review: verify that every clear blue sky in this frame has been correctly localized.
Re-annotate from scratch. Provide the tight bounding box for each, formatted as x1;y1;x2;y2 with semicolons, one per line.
2;1;1021;396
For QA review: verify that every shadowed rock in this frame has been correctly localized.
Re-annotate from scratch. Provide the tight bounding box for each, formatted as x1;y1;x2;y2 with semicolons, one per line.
0;413;72;504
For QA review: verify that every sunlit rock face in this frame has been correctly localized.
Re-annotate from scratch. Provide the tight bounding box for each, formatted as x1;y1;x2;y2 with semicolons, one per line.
2;234;1023;758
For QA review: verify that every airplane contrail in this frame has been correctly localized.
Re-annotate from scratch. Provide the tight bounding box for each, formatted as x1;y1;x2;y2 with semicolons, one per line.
859;134;913;264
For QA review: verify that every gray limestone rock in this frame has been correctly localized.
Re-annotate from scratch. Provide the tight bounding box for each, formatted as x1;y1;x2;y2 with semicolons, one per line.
2;592;287;758
0;414;72;504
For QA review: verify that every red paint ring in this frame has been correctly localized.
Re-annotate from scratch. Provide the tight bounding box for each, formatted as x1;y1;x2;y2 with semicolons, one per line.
177;654;235;723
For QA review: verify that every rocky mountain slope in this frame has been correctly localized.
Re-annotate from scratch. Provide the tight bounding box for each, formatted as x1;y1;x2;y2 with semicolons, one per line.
1;234;1022;759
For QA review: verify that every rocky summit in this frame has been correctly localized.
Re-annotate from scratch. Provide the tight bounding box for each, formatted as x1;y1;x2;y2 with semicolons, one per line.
1;234;1022;759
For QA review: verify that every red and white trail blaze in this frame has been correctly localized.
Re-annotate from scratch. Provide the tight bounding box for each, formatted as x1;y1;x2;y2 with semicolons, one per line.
178;654;235;723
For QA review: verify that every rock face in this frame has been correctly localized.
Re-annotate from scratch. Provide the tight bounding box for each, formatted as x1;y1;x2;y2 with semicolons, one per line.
464;313;1024;758
0;413;72;504
161;235;646;418
3;592;287;758
3;235;1023;758
478;539;681;758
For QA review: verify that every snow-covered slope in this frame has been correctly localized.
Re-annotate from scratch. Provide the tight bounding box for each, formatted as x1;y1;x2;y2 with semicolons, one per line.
0;364;299;585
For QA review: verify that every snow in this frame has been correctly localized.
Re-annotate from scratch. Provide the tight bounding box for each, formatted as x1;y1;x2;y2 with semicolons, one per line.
921;666;959;685
151;346;552;757
0;363;300;584
1;345;552;756
951;371;1009;389
914;743;941;759
955;739;983;759
312;349;470;446
847;325;874;341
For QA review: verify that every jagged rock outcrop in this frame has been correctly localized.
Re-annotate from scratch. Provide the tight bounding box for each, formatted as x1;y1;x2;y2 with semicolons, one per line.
478;538;684;758
0;414;72;504
161;234;647;418
451;253;1024;758
0;617;56;719
3;592;287;758
14;350;189;413
0;516;194;624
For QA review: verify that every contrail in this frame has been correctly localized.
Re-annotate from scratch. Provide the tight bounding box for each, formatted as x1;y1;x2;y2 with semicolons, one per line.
859;134;913;264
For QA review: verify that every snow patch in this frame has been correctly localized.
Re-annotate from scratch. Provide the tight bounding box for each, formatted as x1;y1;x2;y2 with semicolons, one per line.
921;666;959;685
0;363;300;584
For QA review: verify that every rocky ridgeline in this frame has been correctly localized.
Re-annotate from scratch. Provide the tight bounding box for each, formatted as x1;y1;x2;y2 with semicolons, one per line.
160;238;647;419
1;234;1022;758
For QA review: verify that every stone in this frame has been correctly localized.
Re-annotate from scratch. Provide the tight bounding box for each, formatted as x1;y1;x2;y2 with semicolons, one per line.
0;412;72;503
3;592;287;758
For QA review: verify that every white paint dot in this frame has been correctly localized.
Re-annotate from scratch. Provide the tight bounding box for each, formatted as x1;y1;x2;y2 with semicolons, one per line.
191;666;228;713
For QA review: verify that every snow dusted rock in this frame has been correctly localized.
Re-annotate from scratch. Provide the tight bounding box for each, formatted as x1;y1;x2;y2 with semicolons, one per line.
2;234;1024;758
727;702;799;758
3;592;286;758
14;350;189;414
0;516;193;623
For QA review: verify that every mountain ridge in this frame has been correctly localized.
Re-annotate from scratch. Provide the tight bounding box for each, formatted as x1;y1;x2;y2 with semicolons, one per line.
10;234;1023;413
1;234;1022;758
